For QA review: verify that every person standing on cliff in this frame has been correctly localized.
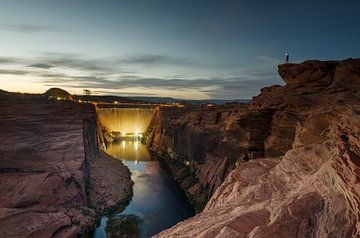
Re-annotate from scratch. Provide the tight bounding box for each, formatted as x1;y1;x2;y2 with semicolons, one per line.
285;53;290;63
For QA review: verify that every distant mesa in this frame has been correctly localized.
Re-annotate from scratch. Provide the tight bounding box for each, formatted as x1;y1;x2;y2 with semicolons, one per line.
0;89;14;98
44;88;73;101
0;89;8;94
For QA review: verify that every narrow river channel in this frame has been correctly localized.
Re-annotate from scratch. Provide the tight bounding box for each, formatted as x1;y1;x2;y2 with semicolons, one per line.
93;139;194;238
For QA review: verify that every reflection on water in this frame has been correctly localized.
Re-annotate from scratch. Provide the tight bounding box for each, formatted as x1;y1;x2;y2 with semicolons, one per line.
106;140;151;171
93;140;194;238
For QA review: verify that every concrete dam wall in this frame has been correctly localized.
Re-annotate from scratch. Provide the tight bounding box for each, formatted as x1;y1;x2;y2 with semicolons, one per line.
97;107;155;135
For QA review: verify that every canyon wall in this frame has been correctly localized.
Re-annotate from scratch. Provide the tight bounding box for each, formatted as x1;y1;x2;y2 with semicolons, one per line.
0;96;133;237
149;59;360;237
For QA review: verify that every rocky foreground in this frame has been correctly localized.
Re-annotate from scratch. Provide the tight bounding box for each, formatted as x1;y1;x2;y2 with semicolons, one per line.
149;59;360;237
0;95;133;237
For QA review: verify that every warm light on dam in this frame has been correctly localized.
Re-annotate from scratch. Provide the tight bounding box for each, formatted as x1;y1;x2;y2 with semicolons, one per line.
97;108;155;134
134;141;139;151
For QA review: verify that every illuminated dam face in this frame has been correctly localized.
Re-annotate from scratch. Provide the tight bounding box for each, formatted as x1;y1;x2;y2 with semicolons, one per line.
97;108;155;135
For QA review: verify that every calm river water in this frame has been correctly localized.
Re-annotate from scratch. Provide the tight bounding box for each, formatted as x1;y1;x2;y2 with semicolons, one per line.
93;139;194;238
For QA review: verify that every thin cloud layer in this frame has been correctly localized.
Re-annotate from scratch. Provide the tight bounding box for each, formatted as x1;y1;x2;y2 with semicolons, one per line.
0;23;67;33
256;55;282;65
0;69;29;75
28;63;55;69
0;53;282;99
0;57;21;64
41;74;281;99
119;54;201;67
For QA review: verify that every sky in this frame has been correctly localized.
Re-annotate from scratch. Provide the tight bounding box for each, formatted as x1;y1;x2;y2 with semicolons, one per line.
0;0;359;99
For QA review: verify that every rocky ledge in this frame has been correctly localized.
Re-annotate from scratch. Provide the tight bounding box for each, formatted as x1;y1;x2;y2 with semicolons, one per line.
149;59;360;237
0;95;133;237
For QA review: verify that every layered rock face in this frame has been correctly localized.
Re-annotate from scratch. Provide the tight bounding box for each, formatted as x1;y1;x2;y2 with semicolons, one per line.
147;104;251;210
150;59;360;237
0;95;132;237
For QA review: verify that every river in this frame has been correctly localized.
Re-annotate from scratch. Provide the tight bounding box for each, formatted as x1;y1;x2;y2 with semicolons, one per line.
93;139;194;238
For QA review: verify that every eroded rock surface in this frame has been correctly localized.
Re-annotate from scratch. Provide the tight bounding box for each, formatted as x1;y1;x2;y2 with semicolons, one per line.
151;59;360;237
0;95;132;237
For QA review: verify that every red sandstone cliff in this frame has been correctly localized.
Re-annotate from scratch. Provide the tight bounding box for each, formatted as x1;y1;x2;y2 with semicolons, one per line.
0;95;133;237
150;59;360;237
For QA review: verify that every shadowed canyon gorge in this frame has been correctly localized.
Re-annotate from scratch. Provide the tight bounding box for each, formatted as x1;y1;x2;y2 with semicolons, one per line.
0;58;360;237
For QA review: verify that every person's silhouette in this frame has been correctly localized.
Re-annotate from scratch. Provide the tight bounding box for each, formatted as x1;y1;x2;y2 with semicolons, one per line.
285;53;289;63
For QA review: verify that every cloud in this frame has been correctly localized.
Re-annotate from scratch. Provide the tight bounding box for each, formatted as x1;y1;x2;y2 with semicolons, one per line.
114;78;226;89
46;57;114;72
41;70;282;99
26;53;202;74
256;55;282;65
31;52;283;99
0;23;67;33
34;53;130;73
0;69;29;75
1;53;205;76
0;58;14;64
0;52;283;99
93;90;157;97
119;54;201;67
0;57;21;64
28;63;55;69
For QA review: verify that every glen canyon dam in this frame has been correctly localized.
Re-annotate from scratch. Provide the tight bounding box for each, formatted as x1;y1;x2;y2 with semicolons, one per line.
0;1;359;238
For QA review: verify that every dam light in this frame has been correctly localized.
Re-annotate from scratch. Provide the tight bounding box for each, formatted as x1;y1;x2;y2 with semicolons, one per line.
121;132;126;137
134;141;139;151
134;131;138;138
114;101;118;104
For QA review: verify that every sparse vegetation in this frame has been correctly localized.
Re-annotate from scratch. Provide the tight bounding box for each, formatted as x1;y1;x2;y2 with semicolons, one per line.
105;214;141;238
